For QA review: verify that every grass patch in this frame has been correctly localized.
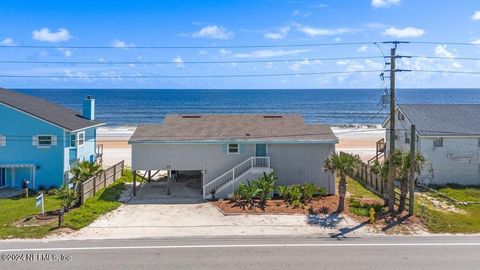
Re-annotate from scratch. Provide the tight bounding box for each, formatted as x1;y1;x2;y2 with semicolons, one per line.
337;176;382;200
430;184;480;203
63;169;132;230
0;194;62;239
0;169;132;239
348;198;384;217
416;185;480;233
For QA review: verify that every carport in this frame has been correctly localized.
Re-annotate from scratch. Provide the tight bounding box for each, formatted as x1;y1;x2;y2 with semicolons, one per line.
131;169;204;199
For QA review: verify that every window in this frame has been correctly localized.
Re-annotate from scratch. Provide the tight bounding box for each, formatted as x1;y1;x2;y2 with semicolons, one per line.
405;132;410;144
0;135;5;147
433;137;443;147
397;112;404;121
78;132;85;146
70;134;76;147
228;143;239;154
38;135;52;146
478;138;480;147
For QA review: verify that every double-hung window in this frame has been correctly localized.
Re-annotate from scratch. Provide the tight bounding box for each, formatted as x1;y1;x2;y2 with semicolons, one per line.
433;137;443;148
228;143;239;154
70;134;76;147
78;132;85;146
38;135;53;146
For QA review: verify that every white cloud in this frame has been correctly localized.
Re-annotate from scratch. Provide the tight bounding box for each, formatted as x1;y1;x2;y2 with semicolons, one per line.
298;27;352;37
172;56;185;68
371;0;400;8
434;45;454;58
198;50;208;55
291;10;301;16
472;11;480;21
32;28;71;43
58;48;73;57
289;58;312;71
233;49;308;58
471;39;480;44
264;26;290;40
382;27;425;38
192;25;233;39
111;39;134;48
357;45;368;52
1;38;15;46
218;48;231;55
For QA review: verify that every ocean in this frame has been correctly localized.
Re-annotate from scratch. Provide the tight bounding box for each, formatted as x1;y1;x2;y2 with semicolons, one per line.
14;88;480;127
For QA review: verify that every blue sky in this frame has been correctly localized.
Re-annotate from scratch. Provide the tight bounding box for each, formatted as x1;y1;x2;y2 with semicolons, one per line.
1;0;480;89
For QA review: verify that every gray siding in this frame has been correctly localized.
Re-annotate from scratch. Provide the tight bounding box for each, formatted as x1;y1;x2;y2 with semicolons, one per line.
386;110;480;186
269;144;335;194
132;142;336;194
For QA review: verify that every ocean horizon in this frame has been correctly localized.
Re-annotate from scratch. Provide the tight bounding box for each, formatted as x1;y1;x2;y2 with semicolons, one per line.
13;88;480;127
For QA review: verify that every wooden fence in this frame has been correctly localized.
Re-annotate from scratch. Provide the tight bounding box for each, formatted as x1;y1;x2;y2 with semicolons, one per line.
79;161;124;204
340;151;409;207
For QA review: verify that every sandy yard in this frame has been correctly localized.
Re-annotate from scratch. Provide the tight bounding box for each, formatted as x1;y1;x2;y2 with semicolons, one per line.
52;182;374;240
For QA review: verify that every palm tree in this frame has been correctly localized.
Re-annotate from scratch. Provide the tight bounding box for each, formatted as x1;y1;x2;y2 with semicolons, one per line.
394;150;425;213
323;152;360;212
70;161;102;184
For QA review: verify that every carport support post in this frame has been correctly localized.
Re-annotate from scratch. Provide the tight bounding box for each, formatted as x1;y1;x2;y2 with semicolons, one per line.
148;170;151;182
133;170;137;196
166;170;171;195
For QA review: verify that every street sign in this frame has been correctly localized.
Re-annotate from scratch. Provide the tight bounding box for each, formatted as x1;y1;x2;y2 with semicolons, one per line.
35;193;45;215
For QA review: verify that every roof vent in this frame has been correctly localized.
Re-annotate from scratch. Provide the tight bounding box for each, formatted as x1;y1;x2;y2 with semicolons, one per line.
182;115;202;118
246;133;251;136
263;115;283;118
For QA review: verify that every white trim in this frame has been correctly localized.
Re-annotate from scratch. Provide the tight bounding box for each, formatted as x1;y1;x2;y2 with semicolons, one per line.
77;131;85;146
34;134;57;148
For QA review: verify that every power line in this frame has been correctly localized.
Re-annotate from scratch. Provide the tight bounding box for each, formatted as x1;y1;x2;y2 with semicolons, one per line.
0;56;384;65
0;70;384;79
0;41;375;49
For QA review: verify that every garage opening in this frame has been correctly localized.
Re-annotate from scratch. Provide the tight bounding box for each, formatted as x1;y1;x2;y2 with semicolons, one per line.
175;170;203;195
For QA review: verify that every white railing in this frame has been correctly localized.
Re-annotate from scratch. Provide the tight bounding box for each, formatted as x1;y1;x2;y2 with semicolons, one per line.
202;156;270;198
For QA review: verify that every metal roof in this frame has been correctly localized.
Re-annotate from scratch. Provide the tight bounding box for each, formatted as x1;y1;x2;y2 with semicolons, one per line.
0;88;104;131
388;104;480;136
129;114;337;143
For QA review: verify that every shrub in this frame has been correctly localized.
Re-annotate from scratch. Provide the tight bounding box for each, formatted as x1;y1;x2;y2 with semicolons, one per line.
57;185;78;211
348;198;383;217
47;188;58;196
276;186;291;201
234;181;259;208
254;172;277;205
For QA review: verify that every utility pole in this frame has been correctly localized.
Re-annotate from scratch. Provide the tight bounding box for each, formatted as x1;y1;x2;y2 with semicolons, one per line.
408;124;416;215
387;46;396;214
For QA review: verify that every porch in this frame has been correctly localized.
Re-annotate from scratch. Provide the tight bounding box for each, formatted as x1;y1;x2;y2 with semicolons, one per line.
0;164;36;189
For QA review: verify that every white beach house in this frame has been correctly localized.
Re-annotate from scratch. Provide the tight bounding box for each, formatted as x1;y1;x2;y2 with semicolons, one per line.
129;114;337;199
383;104;480;186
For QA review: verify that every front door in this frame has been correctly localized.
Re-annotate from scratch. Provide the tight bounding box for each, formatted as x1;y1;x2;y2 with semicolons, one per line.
0;168;6;188
255;144;267;157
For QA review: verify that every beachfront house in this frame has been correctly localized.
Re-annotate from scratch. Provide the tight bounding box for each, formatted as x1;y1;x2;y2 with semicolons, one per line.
383;104;480;186
0;88;105;190
129;114;337;199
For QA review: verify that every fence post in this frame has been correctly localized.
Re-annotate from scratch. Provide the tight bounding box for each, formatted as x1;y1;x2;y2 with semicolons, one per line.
104;171;107;188
93;176;96;195
113;165;117;183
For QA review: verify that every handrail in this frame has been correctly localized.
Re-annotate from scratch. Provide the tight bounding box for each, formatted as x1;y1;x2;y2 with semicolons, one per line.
203;156;270;198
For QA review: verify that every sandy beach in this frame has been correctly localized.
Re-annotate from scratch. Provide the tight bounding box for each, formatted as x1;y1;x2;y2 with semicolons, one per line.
97;126;385;167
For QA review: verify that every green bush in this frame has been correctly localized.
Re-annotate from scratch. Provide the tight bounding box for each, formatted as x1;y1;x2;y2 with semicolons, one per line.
234;181;259;207
348;198;383;217
254;172;277;205
57;185;78;211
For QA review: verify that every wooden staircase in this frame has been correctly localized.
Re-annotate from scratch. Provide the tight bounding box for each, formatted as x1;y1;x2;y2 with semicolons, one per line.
367;138;385;165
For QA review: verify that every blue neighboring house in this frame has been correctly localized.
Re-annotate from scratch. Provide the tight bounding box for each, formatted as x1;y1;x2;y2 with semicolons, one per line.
0;88;105;190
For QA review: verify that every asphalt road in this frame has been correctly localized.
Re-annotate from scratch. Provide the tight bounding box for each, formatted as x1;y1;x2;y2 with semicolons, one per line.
1;235;479;270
